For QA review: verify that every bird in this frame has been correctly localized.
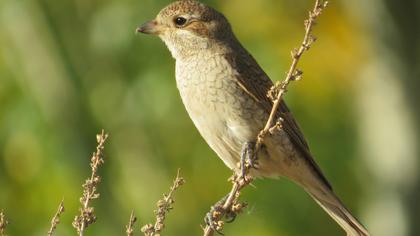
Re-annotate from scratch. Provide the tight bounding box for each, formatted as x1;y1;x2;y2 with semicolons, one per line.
137;1;369;235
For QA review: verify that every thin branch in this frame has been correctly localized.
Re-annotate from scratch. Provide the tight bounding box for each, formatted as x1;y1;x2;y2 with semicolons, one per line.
126;211;137;236
259;0;329;148
203;1;329;235
47;200;65;236
0;210;8;236
141;169;185;236
72;130;109;236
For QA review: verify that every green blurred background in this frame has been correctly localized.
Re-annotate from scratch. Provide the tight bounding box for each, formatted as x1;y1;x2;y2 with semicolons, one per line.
0;0;419;235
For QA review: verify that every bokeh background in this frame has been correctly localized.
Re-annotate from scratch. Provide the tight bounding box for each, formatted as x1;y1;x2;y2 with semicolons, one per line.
0;0;419;235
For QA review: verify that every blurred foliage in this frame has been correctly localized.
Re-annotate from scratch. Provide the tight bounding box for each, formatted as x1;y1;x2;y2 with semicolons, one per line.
0;0;418;235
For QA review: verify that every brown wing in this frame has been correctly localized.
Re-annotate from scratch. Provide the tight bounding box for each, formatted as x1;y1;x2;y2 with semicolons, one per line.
225;49;332;190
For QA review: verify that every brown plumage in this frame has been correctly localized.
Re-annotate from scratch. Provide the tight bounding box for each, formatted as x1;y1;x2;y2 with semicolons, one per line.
138;1;370;235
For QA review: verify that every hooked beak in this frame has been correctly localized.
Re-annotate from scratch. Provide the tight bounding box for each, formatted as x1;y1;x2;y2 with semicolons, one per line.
136;20;161;35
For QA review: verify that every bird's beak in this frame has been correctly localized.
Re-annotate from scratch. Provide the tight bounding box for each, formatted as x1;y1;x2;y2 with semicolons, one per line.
136;20;161;35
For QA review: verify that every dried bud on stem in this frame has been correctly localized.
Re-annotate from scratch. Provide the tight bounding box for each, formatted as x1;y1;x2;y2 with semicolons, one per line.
141;169;185;236
0;211;8;236
47;200;65;236
126;211;137;236
73;130;108;236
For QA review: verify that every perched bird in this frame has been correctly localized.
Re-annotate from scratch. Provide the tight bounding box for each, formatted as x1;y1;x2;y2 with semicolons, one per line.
138;1;369;235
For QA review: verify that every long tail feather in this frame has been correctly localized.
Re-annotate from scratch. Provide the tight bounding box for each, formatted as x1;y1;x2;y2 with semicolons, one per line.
305;186;370;236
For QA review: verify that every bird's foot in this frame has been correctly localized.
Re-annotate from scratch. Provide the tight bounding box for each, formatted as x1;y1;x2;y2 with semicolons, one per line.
240;142;258;179
204;195;229;235
204;195;240;235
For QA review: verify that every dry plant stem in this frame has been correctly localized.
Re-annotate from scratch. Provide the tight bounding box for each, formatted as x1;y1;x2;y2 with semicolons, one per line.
141;169;185;236
0;210;8;236
256;0;328;151
47;200;65;236
203;1;328;236
72;130;108;236
126;211;137;236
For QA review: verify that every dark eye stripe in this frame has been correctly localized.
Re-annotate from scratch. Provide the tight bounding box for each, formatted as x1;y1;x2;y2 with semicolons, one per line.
174;17;187;26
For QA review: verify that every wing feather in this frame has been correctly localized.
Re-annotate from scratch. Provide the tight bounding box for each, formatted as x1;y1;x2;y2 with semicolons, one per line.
224;49;332;190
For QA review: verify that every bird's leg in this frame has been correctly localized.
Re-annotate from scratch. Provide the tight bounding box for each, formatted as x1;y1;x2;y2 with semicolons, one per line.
240;141;257;179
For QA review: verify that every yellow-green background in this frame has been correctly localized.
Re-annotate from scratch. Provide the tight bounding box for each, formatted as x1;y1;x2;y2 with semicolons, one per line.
0;0;419;235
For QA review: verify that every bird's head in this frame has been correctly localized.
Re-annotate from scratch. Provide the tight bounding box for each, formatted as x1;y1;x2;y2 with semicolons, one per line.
137;0;234;59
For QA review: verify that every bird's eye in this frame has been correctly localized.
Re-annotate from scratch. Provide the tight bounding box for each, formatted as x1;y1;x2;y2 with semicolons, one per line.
174;17;187;26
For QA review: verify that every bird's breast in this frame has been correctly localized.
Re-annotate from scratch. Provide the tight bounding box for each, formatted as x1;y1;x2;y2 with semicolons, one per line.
175;55;264;127
174;54;267;169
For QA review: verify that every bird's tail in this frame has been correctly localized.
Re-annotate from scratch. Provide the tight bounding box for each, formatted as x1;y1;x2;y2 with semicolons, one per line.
304;185;370;236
